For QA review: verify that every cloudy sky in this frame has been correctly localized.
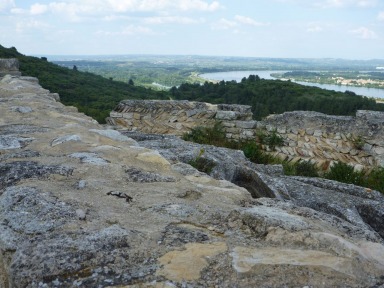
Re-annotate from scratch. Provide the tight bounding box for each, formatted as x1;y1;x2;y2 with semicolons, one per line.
0;0;383;59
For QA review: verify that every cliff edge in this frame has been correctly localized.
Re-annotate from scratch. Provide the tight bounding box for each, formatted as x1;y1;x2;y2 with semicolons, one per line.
1;70;384;287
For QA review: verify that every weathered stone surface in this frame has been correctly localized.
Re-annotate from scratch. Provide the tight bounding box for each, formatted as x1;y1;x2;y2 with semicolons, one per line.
125;167;176;183
0;186;76;248
51;134;82;146
10;106;33;113
89;129;138;145
157;242;227;281
2;73;384;287
0;161;73;190
0;135;34;150
0;58;21;76
69;152;110;165
126;132;384;240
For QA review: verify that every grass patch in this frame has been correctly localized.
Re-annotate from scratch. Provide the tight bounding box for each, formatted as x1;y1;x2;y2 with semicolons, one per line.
188;148;216;174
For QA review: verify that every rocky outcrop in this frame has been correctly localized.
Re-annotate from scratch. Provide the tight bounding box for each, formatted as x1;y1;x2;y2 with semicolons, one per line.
1;72;384;287
0;59;21;77
109;100;384;170
125;132;384;239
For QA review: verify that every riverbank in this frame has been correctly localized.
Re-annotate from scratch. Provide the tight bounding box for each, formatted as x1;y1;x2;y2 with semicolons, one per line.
200;71;384;99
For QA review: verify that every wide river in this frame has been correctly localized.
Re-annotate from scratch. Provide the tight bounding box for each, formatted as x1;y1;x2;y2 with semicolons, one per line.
200;70;384;99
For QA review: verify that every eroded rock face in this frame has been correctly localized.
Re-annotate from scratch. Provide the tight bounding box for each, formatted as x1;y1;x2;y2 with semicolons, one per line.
0;59;21;77
1;74;384;287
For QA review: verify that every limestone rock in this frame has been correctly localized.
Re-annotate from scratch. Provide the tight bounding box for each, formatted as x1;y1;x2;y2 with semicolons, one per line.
89;129;138;146
0;58;21;76
1;74;384;287
51;134;81;146
10;106;33;113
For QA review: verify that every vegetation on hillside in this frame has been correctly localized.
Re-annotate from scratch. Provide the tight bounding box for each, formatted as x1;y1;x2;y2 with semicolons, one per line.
2;45;384;123
0;45;167;123
171;75;384;120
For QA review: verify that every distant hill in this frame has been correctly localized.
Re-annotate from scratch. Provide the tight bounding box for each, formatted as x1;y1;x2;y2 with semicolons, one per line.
0;45;166;123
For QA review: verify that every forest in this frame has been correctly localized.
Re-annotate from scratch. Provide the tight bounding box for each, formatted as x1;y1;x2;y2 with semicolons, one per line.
1;45;384;123
0;45;168;123
170;75;384;120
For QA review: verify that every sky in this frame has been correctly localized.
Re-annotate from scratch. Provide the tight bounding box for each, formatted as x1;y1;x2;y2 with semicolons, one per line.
0;0;383;59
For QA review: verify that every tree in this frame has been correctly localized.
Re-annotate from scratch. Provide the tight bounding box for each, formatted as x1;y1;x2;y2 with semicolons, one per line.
73;65;78;71
128;79;134;85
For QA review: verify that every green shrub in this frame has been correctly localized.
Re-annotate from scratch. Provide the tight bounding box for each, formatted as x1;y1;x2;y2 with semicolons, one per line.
182;126;207;144
242;141;275;164
182;122;227;146
188;148;215;174
266;129;284;150
282;162;296;176
365;167;384;193
256;130;267;144
349;134;365;150
295;160;319;177
283;160;319;177
324;162;365;186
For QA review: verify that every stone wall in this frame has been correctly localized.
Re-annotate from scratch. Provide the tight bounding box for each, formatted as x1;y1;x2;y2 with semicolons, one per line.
107;100;252;135
261;111;384;169
0;58;21;76
108;100;384;169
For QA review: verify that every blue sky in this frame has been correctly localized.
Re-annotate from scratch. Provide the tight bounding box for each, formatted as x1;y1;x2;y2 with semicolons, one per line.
0;0;383;59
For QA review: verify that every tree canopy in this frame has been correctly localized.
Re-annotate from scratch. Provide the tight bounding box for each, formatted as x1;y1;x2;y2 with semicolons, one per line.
170;76;384;119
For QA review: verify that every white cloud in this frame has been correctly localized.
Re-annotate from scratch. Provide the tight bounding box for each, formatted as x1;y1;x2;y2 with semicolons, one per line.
378;11;384;21
234;15;268;26
307;24;323;32
46;2;105;22
350;27;378;39
96;25;154;36
211;18;238;30
212;15;268;31
30;3;48;15
10;7;24;14
0;0;15;11
356;0;377;7
0;0;14;11
178;0;221;11
8;0;222;22
15;19;50;33
315;0;377;8
106;0;222;12
144;16;203;24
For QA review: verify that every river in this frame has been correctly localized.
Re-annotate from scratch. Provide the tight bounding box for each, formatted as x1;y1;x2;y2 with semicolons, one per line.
200;71;384;99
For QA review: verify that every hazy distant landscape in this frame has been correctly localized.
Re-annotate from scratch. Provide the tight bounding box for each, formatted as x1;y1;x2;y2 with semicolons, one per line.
51;55;384;99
